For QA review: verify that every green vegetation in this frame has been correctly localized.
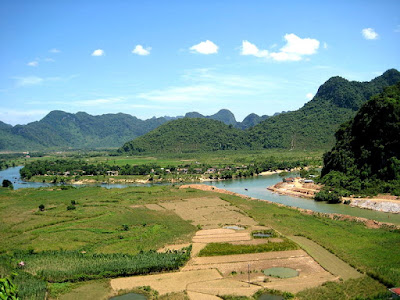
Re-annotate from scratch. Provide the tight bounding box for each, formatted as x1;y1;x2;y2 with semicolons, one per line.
2;179;13;189
219;194;400;287
0;186;197;254
119;69;400;153
7;247;191;282
20;149;322;183
120;118;249;153
0;274;19;300
296;276;390;300
0;111;170;151
0;109;266;152
198;238;298;256
321;82;400;196
248;68;400;150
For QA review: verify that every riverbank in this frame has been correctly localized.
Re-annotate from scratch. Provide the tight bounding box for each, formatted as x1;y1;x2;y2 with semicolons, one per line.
268;178;400;214
180;184;400;229
26;168;290;185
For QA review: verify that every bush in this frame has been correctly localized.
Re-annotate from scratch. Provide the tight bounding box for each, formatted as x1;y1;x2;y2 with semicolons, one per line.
38;204;45;212
314;190;342;203
2;180;13;189
66;205;76;211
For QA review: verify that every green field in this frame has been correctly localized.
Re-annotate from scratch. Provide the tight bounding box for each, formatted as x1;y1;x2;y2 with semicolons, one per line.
1;182;399;299
218;194;400;287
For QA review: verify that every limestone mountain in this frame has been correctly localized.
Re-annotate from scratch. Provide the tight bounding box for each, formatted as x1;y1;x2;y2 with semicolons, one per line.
248;69;400;149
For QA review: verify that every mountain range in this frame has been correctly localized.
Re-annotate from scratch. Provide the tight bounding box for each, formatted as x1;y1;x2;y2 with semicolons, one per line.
0;109;269;151
121;68;400;153
1;68;399;152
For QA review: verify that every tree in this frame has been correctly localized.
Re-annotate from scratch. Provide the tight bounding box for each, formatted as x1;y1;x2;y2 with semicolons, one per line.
38;204;45;211
2;179;13;189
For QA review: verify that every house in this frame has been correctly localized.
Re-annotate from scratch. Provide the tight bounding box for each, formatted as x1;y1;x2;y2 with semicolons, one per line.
304;179;314;183
390;288;400;299
206;168;217;174
193;168;203;174
106;171;119;176
283;177;294;183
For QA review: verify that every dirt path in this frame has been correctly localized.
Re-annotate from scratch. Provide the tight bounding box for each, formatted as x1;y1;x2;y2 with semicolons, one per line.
289;236;362;280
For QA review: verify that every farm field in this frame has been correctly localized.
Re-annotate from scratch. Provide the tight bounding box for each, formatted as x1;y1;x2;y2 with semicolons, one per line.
0;184;395;299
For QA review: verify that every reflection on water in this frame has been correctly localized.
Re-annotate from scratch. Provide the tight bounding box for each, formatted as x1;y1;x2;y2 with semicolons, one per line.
1;167;399;224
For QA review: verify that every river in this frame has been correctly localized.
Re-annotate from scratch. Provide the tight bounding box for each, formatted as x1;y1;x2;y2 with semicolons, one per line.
1;166;399;225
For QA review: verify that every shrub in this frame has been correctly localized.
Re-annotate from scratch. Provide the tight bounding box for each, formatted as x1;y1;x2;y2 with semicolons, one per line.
66;205;76;211
314;190;342;203
2;179;13;189
38;204;45;212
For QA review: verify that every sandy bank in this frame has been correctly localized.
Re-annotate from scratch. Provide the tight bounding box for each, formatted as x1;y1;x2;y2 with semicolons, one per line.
268;178;400;214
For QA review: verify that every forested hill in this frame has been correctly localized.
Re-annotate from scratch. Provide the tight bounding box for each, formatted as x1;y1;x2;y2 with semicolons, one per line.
248;68;400;149
119;118;249;153
0;111;170;150
320;82;400;195
184;109;269;129
0;109;268;151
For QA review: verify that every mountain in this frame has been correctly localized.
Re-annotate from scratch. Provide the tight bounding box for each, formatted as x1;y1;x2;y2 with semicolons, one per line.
320;82;400;195
237;113;269;130
119;118;249;153
184;109;266;129
0;111;171;150
248;69;400;150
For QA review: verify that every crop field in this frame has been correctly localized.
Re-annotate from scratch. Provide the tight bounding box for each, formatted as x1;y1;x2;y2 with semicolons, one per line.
218;193;400;287
0;183;396;299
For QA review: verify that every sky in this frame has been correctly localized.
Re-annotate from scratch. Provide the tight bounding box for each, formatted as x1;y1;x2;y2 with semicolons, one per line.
0;0;400;125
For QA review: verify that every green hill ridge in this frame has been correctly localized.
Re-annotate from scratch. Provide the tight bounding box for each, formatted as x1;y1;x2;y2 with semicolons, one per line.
119;118;249;153
320;82;400;195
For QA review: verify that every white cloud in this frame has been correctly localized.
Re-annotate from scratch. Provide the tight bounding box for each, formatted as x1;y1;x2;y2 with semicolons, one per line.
242;34;320;62
91;49;105;56
27;61;38;67
306;93;314;100
362;28;378;40
49;48;61;53
279;33;320;55
323;42;328;49
132;45;151;56
241;40;269;58
189;40;218;54
44;58;55;62
14;76;44;87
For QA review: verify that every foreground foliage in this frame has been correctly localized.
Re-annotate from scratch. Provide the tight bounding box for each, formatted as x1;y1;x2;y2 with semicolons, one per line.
321;82;400;196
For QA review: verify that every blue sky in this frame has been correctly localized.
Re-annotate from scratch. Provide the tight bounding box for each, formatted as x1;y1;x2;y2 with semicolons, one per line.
1;0;399;125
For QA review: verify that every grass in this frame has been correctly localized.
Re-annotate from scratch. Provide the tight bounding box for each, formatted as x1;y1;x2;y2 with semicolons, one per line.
198;238;299;256
296;276;390;300
218;194;400;287
9;246;191;282
0;185;198;254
